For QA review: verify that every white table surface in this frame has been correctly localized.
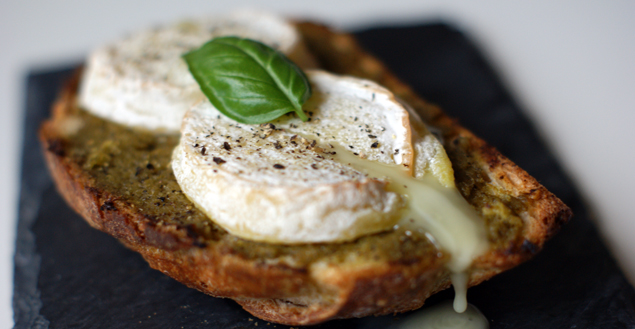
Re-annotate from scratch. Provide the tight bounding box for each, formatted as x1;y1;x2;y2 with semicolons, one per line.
1;0;633;327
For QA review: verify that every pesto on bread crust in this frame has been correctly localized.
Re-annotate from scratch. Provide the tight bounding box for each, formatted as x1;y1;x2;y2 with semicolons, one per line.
39;21;571;325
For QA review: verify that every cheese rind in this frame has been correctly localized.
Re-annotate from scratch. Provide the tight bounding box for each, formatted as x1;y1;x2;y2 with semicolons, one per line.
79;11;313;132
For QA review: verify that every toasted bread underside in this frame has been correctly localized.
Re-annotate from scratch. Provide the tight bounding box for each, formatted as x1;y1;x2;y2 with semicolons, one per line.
39;22;571;326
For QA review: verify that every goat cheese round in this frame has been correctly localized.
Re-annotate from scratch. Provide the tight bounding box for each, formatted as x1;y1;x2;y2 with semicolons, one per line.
171;70;458;243
79;10;315;132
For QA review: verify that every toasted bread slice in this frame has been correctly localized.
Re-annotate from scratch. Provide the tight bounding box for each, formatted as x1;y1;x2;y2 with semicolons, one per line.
39;21;571;326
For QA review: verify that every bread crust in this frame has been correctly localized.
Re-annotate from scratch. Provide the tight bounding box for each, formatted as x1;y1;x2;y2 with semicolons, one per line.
39;22;571;326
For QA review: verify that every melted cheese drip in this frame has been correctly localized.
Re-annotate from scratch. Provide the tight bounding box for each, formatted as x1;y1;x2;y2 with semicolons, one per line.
331;143;488;312
398;301;489;329
451;273;469;313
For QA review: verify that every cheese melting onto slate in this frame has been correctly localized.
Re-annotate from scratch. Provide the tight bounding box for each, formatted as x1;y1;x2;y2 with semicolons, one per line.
398;301;489;329
172;70;489;312
79;10;315;132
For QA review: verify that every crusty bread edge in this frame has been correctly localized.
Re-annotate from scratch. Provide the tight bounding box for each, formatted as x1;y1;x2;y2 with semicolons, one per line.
38;22;572;326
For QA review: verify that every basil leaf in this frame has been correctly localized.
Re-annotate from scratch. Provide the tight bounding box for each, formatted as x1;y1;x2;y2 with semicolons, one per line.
183;36;311;124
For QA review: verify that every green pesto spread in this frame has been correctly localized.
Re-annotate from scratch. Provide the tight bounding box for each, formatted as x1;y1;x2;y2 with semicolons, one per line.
63;108;523;267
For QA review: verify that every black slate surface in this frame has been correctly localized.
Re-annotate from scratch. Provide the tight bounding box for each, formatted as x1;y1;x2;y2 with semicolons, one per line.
13;23;635;328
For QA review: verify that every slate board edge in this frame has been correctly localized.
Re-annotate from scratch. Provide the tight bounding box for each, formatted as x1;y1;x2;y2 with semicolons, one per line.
14;68;75;328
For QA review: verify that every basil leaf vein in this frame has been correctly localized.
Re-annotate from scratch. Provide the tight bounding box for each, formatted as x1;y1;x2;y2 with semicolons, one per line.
183;36;311;124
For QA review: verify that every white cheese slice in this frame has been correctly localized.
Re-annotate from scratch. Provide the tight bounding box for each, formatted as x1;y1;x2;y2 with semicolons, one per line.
172;70;469;243
78;10;315;132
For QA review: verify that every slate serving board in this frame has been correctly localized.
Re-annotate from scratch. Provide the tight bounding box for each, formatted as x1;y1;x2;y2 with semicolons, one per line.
13;23;635;328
